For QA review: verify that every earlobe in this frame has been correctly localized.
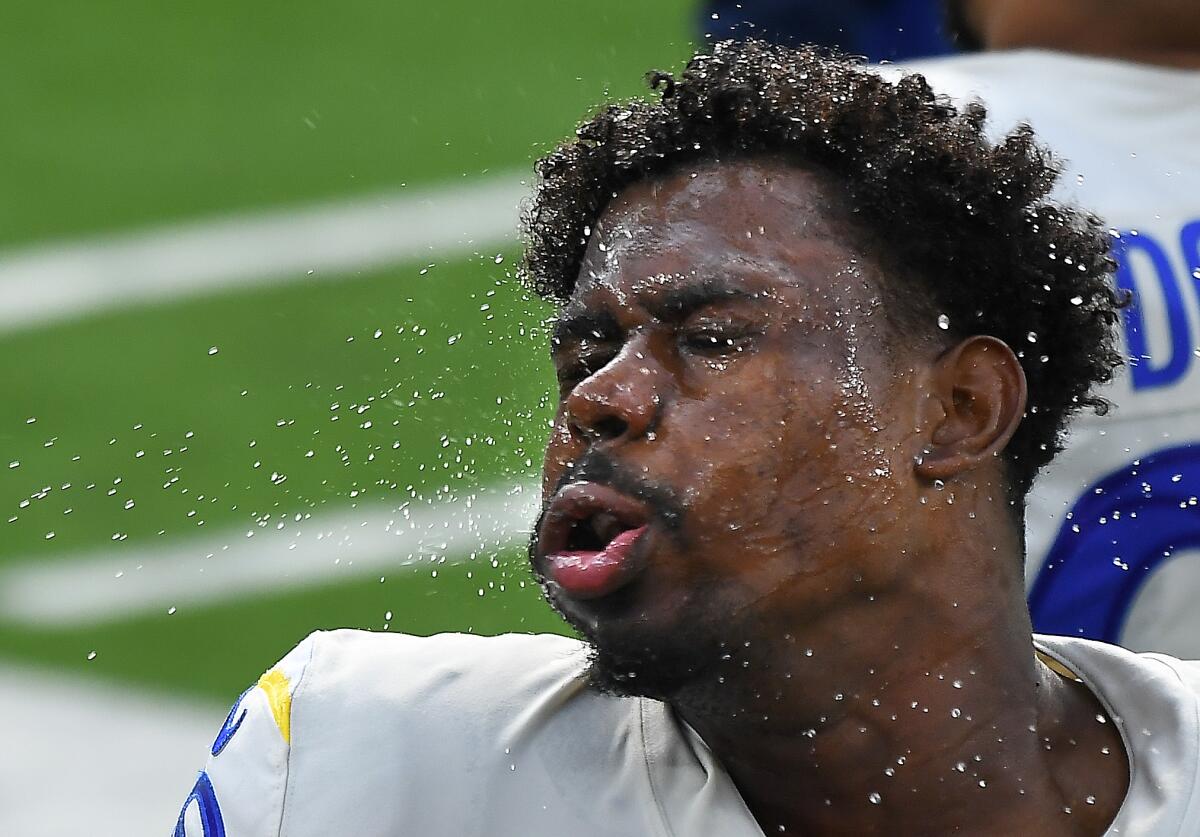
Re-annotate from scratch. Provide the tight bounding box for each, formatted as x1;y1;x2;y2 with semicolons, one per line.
914;336;1027;482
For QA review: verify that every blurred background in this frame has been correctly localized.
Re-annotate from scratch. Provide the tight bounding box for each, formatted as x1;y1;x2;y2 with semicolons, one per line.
0;2;698;829
10;1;1128;832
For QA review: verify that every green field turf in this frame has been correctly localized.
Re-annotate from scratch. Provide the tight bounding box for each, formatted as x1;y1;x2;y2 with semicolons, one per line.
1;252;549;564
0;0;697;703
0;253;572;699
1;0;695;247
0;543;570;704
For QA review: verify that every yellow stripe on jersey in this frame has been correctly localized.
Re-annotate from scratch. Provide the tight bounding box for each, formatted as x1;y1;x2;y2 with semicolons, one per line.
257;669;293;744
1037;650;1083;683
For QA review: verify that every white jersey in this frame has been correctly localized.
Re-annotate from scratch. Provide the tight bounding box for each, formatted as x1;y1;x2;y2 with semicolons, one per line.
175;630;1200;836
892;50;1200;657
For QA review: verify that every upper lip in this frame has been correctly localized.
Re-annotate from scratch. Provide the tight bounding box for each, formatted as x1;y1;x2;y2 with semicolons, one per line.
536;481;652;561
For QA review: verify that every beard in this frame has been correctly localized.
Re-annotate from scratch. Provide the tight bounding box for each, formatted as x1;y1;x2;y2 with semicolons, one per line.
532;450;745;701
581;617;727;701
530;528;736;702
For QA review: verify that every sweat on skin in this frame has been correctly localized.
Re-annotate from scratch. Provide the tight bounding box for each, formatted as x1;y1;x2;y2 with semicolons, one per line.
530;159;1129;836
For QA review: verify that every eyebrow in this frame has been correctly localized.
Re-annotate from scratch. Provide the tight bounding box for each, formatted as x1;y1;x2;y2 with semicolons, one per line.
552;276;757;347
552;308;621;347
642;276;756;321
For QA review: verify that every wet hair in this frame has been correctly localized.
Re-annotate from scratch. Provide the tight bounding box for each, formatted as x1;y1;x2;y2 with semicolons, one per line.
520;39;1124;504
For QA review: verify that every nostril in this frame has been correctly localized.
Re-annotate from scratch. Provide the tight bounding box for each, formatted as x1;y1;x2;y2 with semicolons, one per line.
591;416;629;441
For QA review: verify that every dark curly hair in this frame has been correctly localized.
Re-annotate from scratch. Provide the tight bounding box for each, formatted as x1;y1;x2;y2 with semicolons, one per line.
521;39;1124;504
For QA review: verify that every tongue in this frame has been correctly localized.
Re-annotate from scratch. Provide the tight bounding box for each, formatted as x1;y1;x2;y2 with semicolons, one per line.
547;525;648;599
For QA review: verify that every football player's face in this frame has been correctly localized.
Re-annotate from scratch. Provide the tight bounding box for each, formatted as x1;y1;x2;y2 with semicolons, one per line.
531;161;929;697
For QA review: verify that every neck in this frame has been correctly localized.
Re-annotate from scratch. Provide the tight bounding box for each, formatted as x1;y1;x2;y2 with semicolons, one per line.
670;531;1126;835
972;2;1200;69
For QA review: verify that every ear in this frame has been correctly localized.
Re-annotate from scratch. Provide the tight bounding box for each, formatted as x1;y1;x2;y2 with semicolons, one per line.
914;335;1027;482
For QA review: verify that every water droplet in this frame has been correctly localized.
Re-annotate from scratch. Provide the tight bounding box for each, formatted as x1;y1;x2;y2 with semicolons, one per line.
207;346;219;356
868;792;882;804
937;314;950;330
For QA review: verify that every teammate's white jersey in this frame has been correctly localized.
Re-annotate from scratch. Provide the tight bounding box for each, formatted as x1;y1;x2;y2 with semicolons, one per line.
892;50;1200;657
175;630;1200;836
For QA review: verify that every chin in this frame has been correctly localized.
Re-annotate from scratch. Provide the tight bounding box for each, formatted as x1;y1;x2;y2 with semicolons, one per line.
585;641;712;701
530;532;736;701
551;590;727;701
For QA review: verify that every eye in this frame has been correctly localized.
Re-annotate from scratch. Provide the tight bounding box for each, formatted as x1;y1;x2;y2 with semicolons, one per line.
680;322;756;356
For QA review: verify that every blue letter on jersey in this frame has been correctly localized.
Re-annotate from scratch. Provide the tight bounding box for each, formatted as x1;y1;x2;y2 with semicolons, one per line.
174;771;225;837
1114;230;1193;391
210;686;252;757
1181;220;1200;293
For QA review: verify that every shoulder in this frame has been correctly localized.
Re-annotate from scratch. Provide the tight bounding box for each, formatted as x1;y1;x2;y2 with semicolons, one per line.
1035;633;1200;697
303;628;587;697
1035;635;1200;832
892;50;1135;91
290;628;591;736
292;629;590;733
173;633;319;836
175;630;588;835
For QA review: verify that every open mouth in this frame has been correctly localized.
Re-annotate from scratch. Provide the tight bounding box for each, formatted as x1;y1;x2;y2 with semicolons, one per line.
564;510;636;552
538;482;653;599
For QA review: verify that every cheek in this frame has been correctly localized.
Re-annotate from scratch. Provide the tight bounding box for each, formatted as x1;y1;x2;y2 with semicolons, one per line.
668;367;826;521
769;373;923;557
541;409;576;495
682;359;906;537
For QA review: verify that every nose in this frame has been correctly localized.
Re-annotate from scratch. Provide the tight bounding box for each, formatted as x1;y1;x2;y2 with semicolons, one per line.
565;341;661;445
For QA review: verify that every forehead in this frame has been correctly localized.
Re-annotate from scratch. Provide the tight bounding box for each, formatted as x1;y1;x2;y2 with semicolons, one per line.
572;159;881;312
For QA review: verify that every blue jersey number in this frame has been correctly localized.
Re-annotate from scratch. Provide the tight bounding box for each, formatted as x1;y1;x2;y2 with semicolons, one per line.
1029;443;1200;641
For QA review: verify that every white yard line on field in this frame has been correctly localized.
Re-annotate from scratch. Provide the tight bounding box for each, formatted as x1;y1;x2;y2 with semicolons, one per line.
0;484;539;627
0;172;528;332
0;662;222;837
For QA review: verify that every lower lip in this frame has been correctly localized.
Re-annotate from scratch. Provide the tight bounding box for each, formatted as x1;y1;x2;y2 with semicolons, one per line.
546;525;649;600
